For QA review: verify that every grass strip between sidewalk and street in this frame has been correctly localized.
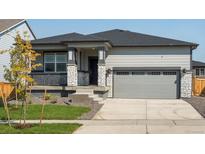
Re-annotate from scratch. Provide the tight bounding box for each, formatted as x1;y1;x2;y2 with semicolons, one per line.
0;123;81;134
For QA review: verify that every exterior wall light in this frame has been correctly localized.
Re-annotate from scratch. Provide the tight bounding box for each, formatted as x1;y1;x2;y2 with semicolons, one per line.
182;68;187;73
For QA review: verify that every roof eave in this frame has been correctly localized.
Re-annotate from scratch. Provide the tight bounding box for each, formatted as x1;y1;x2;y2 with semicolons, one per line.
0;19;25;36
25;20;36;40
112;44;198;48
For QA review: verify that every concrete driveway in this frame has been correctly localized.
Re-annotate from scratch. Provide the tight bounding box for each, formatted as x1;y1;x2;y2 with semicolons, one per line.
93;99;203;120
74;99;205;134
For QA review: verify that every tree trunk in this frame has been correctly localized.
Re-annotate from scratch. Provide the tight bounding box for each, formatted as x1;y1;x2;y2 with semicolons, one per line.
19;100;23;125
40;89;46;127
15;84;18;108
23;100;26;125
23;82;27;126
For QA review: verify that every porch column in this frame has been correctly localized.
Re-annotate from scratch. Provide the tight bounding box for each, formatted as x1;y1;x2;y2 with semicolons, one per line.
67;47;77;86
97;47;106;87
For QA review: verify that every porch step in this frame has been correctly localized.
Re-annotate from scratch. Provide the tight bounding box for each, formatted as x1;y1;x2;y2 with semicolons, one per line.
76;88;94;94
74;88;104;103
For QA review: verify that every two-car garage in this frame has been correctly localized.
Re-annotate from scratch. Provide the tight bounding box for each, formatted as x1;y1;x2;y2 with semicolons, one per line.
113;69;180;99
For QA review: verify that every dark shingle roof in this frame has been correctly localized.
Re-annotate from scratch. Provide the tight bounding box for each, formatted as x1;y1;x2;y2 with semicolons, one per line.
0;19;24;33
192;60;205;67
31;29;198;47
89;29;197;47
31;32;108;44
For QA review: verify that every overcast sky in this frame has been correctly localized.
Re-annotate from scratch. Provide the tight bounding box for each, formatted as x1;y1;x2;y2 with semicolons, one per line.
27;19;205;62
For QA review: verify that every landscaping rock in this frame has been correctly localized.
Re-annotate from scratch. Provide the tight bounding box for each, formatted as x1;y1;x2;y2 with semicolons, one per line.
56;97;72;105
27;95;42;104
183;96;205;118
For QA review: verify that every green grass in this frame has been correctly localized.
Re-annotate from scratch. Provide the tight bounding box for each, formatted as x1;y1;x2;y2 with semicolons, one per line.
0;123;81;134
0;104;90;120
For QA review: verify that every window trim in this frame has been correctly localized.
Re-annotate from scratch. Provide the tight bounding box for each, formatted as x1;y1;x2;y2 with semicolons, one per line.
44;52;67;73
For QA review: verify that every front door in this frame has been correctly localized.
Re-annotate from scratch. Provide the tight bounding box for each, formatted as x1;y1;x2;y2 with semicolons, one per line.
89;57;98;85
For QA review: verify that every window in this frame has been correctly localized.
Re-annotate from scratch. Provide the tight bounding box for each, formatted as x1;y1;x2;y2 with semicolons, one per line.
196;68;200;76
147;71;161;75
33;52;44;71
45;53;55;72
44;53;67;72
132;71;145;75
201;68;205;76
163;72;177;75
116;71;129;75
56;53;67;72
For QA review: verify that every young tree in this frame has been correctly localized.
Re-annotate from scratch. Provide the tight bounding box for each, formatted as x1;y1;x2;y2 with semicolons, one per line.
1;32;41;126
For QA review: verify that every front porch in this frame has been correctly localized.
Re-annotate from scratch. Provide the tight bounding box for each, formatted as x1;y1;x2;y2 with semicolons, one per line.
30;85;110;102
67;46;107;87
31;85;110;92
31;42;110;97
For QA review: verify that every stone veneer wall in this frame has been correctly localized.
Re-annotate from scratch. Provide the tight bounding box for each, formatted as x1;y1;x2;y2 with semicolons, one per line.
181;71;192;98
98;64;106;86
67;64;77;86
106;69;113;97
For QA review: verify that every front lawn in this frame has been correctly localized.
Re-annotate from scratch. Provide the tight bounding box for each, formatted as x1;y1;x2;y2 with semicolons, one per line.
0;123;81;134
0;104;90;120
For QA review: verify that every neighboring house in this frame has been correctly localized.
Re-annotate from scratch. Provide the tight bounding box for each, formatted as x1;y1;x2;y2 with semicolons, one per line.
30;29;198;99
0;19;36;82
192;60;205;77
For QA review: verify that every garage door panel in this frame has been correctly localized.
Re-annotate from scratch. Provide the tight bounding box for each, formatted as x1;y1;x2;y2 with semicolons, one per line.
114;70;179;99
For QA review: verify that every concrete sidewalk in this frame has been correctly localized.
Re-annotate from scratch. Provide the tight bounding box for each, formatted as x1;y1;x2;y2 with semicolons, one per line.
74;119;205;134
1;119;205;133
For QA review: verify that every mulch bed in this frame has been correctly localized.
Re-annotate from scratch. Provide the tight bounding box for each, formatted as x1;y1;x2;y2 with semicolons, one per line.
7;95;103;120
183;96;205;118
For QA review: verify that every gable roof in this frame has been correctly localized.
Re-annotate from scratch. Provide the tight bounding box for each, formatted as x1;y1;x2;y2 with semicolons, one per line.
0;19;24;33
0;19;36;39
31;29;198;48
192;60;205;67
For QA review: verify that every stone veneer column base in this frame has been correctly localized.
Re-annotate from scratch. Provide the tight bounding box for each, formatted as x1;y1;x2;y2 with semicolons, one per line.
181;71;192;98
106;69;113;97
98;64;106;87
67;64;77;86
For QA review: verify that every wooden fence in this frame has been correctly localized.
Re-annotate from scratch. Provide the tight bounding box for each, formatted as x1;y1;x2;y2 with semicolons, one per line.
0;82;14;99
192;77;205;96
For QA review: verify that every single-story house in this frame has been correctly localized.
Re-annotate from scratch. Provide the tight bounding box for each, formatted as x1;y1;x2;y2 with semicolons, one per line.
192;60;205;77
0;19;36;82
30;29;198;99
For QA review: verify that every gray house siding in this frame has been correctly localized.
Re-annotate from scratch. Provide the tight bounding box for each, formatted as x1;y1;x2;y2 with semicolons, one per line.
105;46;192;98
106;47;191;70
0;21;35;82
